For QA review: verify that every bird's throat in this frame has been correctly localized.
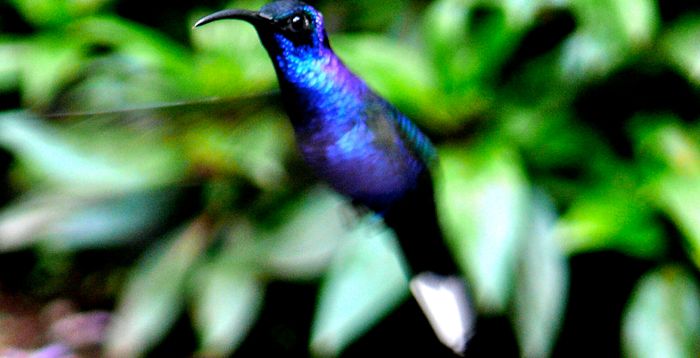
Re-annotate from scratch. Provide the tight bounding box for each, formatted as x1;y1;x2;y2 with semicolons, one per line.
271;47;366;126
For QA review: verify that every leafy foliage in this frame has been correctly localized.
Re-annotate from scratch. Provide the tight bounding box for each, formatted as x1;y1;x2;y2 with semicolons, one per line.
0;0;699;356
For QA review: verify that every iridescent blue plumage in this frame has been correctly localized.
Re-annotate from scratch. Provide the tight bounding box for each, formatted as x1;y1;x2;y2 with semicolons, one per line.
195;2;474;354
252;3;436;211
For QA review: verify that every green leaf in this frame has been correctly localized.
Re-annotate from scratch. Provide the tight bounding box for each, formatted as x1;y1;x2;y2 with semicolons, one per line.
662;15;700;86
494;0;550;29
41;188;180;251
184;111;293;190
635;119;700;266
0;112;133;189
562;0;658;80
654;174;700;267
11;0;71;27
257;188;347;280
0;188;179;252
69;16;194;77
632;118;700;176
0;111;186;192
0;41;23;92
622;266;700;358
571;0;658;46
26;15;200;111
104;220;207;357
11;0;113;27
513;192;568;358
310;219;409;357
555;176;664;257
190;0;276;97
0;192;77;252
421;0;495;122
605;0;658;45
559;30;624;80
18;34;84;107
191;222;264;356
422;0;470;84
436;141;529;313
192;266;263;356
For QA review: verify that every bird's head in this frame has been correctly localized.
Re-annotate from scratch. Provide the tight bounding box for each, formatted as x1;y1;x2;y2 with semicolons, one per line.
194;1;330;59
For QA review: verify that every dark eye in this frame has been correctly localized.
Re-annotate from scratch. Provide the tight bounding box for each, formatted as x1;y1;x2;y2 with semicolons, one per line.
287;13;311;32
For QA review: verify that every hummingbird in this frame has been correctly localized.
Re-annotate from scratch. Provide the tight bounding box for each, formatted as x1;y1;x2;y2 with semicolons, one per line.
195;1;474;354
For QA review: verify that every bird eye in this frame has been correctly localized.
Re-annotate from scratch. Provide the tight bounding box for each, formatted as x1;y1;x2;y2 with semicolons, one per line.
287;13;311;32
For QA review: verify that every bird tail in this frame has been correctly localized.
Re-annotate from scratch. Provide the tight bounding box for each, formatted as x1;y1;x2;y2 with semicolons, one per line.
382;172;475;355
410;272;474;355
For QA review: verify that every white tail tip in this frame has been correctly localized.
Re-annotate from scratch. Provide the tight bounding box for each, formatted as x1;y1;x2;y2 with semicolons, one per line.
409;272;475;355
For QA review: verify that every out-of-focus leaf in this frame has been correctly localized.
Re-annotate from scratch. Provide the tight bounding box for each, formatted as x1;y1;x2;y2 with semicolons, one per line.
436;141;528;313
11;0;71;27
0;188;178;252
495;0;550;29
622;266;700;358
0;42;22;92
555;177;664;257
310;219;409;357
562;0;657;81
633;119;700;176
0;112;131;189
422;0;468;80
428;2;522;77
18;34;84;107
662;15;700;86
611;0;658;45
41;16;201;107
317;0;411;32
104;220;207;357
191;220;263;356
40;188;179;251
192;266;263;356
184;111;292;190
191;0;276;97
0;193;77;251
655;175;700;267
634;119;700;266
11;0;113;27
559;31;623;80
513;191;568;358
0;112;186;191
257;188;348;280
501;108;600;170
68;16;198;79
25;14;201;112
466;7;523;79
571;0;657;46
422;0;503;123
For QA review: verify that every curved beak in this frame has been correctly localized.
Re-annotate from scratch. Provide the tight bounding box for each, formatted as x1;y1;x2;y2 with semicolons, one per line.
194;9;271;28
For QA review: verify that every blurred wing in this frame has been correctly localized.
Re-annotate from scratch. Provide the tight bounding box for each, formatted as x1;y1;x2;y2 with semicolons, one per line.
362;95;437;168
41;92;281;124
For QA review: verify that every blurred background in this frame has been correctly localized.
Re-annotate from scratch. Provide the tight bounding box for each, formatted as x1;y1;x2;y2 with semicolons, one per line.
0;0;699;356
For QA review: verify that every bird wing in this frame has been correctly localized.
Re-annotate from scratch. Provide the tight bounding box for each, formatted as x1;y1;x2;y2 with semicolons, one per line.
362;95;437;168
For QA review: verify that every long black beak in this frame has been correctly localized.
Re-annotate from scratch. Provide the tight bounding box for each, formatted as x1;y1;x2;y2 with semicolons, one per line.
194;9;271;28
